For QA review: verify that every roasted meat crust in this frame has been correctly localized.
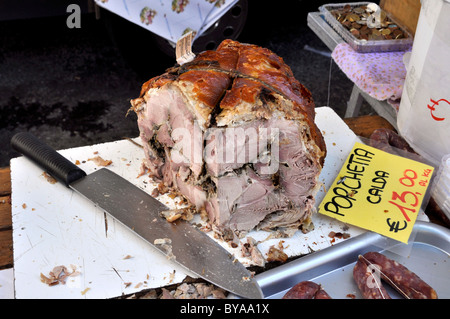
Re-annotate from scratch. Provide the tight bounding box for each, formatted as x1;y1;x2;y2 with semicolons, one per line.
130;39;327;234
132;39;326;163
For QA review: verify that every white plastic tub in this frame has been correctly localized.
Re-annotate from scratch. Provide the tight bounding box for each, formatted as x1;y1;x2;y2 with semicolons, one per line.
397;0;450;166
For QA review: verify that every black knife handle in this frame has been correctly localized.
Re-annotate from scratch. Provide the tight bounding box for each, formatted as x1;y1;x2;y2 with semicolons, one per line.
11;132;86;187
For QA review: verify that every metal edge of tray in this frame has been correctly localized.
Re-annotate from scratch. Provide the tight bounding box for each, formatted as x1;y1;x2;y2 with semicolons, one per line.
254;221;450;299
307;12;343;51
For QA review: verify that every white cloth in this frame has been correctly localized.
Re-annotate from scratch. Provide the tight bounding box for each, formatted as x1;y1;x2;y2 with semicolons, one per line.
94;0;238;43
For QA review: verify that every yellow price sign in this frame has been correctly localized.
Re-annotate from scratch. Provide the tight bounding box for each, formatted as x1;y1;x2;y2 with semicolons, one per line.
318;142;434;243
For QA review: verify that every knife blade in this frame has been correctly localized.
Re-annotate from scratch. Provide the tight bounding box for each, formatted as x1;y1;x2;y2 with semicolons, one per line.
11;132;263;299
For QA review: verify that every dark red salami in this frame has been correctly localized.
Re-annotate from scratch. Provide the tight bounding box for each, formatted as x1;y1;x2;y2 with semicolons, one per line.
282;281;332;299
361;252;438;299
353;259;392;299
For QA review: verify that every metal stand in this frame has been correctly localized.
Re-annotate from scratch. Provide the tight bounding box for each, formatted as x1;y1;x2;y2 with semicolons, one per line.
307;12;398;129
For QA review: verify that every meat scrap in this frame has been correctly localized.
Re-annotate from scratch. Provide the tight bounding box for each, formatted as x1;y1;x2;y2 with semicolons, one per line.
80;287;91;295
241;237;265;267
266;245;288;263
130;39;326;237
328;231;350;240
328;230;351;243
153;238;176;260
157;283;227;299
42;171;57;184
159;206;195;222
40;265;81;286
88;155;112;167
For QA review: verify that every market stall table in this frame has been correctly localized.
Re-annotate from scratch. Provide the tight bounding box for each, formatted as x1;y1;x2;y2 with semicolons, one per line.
307;11;402;128
0;114;448;298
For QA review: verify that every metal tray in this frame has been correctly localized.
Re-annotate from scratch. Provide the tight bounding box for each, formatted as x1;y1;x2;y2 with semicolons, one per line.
254;221;450;299
319;2;413;53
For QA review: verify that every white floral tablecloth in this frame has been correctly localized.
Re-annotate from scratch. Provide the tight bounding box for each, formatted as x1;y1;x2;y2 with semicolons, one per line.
94;0;238;43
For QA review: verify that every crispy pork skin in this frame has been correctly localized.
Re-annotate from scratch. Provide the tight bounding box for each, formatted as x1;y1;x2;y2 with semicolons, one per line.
130;39;326;235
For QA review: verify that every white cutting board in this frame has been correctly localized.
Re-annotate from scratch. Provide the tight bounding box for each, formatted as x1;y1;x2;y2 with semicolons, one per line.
10;106;366;299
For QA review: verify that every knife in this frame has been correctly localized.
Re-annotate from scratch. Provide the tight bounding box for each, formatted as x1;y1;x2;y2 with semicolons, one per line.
11;132;263;299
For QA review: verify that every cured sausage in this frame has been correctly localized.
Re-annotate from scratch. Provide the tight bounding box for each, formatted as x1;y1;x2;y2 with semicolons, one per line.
369;128;415;153
282;281;332;299
353;259;391;299
360;252;438;299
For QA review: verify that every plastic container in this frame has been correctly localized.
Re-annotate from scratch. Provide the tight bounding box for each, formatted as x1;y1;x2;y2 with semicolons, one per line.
319;2;414;52
397;0;450;167
431;154;450;220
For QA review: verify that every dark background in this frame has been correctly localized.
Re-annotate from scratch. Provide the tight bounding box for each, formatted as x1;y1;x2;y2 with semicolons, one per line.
0;0;376;167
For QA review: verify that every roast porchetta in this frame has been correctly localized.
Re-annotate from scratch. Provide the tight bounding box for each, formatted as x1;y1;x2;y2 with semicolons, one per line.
130;39;326;236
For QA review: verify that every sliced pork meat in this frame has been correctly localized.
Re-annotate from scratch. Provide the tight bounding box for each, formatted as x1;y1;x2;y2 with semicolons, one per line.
130;39;326;235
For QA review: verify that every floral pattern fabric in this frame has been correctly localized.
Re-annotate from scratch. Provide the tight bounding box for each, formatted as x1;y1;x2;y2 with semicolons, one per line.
95;0;236;43
332;43;410;111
